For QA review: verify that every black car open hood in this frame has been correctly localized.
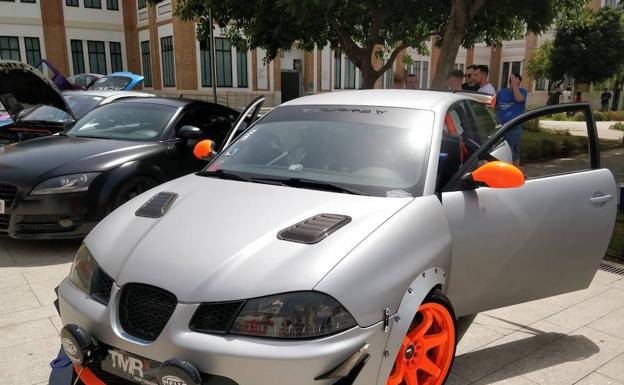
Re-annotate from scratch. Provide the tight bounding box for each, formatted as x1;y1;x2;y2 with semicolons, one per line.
0;60;73;121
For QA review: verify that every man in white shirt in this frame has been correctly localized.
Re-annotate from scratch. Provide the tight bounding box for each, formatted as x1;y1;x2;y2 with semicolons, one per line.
474;65;496;95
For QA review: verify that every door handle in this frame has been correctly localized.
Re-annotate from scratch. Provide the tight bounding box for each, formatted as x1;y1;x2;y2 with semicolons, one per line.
590;194;613;205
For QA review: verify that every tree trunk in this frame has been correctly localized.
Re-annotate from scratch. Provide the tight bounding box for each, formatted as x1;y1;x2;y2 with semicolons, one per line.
361;68;380;89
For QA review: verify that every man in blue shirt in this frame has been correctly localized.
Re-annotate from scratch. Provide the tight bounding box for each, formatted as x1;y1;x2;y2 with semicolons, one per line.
496;72;528;165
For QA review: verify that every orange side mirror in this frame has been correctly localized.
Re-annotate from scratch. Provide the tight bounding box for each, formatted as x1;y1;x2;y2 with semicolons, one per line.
193;139;216;161
469;161;525;189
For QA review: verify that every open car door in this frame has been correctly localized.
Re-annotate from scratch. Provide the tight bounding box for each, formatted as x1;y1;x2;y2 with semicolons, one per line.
441;103;617;317
220;96;265;151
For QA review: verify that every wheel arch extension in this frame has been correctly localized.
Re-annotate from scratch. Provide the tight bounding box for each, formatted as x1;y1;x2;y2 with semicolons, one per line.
374;267;449;385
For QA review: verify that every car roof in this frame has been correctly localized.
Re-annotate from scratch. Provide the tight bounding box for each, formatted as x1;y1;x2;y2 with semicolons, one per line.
281;89;469;110
62;90;153;98
110;97;214;108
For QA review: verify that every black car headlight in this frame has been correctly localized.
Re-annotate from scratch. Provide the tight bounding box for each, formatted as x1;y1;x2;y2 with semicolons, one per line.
31;172;100;195
229;292;357;339
69;244;97;294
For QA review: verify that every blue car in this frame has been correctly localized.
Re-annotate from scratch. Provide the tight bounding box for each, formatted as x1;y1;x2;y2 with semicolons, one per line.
88;72;144;91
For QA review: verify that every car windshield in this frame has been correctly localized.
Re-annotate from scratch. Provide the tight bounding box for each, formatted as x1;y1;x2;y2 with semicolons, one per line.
21;95;104;123
206;105;434;197
67;102;176;141
90;76;132;91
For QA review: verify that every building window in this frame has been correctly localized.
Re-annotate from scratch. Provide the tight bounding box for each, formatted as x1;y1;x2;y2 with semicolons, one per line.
21;0;36;3
109;42;122;72
84;0;101;8
237;50;248;88
71;39;85;74
344;58;356;89
140;40;152;87
215;38;232;87
24;37;41;67
199;40;212;87
421;61;429;88
333;49;341;89
535;77;548;91
0;36;20;61
161;36;175;87
501;61;522;90
87;40;106;74
137;0;147;8
65;0;78;6
106;0;118;10
384;63;392;89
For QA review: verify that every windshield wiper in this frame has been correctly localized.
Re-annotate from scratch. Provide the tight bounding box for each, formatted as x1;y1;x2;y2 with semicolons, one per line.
197;169;251;182
252;177;367;195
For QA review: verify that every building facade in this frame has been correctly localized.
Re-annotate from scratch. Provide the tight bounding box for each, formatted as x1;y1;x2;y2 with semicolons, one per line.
0;0;613;108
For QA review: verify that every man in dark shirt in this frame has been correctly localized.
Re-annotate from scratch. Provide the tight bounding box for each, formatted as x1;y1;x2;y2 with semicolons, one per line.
462;65;480;91
600;88;612;112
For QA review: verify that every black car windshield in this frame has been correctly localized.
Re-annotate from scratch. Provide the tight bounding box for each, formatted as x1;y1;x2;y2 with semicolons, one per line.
90;76;131;91
67;102;176;141
21;95;104;123
205;105;434;197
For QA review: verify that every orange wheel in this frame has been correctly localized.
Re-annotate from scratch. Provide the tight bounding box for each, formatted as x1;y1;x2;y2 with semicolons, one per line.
386;291;456;385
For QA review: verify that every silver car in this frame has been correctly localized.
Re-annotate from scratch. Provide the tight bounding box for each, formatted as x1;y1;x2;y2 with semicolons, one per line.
51;90;617;385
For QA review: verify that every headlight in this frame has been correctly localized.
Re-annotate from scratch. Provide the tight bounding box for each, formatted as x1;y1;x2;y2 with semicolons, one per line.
68;244;97;294
229;292;357;339
31;172;100;195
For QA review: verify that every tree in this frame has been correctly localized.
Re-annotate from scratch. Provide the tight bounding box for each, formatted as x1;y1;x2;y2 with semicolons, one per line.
163;0;584;90
430;0;585;89
527;40;554;83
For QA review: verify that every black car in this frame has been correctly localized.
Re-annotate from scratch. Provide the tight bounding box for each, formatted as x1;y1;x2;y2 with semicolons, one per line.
0;97;240;239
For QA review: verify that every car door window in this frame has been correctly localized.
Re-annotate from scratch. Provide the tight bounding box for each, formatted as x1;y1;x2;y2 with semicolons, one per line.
438;102;473;191
465;100;499;143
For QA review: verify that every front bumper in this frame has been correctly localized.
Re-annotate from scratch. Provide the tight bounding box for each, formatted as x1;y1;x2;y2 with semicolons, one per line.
0;187;97;239
54;278;391;385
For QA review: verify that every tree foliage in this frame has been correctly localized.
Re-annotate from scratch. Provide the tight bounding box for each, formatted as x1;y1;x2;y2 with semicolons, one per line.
157;0;586;89
549;6;624;85
527;40;554;81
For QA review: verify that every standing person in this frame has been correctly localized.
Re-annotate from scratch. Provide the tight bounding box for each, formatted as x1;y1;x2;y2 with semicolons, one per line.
474;65;496;95
496;72;528;166
393;72;405;89
575;91;582;103
462;65;480;91
447;69;464;91
563;87;572;103
405;74;419;89
600;88;612;112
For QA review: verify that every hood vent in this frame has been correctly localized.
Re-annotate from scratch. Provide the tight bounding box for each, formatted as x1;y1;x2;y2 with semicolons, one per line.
278;214;351;244
135;192;178;218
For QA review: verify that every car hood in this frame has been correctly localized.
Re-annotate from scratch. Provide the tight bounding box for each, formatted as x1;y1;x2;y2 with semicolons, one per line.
0;60;72;121
0;135;160;186
87;174;413;302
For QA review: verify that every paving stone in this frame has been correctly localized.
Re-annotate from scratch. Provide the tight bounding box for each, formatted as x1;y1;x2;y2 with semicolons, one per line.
587;306;624;340
471;313;526;336
453;320;571;382
0;284;40;315
587;270;622;288
504;327;624;385
0;318;58;349
0;268;26;289
546;289;624;331
471;373;538;385
483;298;565;328
50;315;63;333
456;322;505;356
538;285;610;311
445;372;471;385
20;264;71;285
0;304;58;328
29;277;63;306
597;352;624;383
611;279;624;290
0;336;59;385
575;372;624;385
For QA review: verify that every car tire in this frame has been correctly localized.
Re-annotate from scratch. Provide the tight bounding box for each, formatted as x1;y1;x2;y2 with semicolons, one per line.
385;288;457;385
111;176;158;210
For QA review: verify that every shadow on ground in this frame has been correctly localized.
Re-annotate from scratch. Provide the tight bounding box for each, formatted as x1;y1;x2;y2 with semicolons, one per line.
0;237;81;268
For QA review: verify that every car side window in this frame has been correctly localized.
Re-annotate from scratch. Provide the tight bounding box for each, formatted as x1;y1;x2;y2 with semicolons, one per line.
438;103;473;191
465;100;500;144
176;105;233;145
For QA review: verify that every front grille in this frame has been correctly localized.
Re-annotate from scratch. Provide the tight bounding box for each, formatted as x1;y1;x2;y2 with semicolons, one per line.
0;183;17;207
17;214;80;234
90;268;114;305
190;301;245;334
119;283;177;341
0;214;9;231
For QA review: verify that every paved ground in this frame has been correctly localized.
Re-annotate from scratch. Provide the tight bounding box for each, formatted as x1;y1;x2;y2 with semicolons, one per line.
540;120;624;141
1;239;623;385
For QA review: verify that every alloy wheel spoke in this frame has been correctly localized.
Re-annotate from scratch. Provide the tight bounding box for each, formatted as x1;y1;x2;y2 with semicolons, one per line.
404;368;419;385
419;357;442;378
410;310;434;341
423;332;448;350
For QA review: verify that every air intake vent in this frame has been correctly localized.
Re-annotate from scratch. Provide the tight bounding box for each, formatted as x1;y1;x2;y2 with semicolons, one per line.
277;214;351;244
119;283;177;341
135;192;177;218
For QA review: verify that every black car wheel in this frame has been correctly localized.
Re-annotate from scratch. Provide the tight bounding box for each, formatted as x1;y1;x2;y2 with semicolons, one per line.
112;176;158;210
